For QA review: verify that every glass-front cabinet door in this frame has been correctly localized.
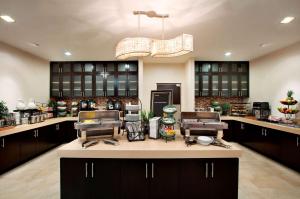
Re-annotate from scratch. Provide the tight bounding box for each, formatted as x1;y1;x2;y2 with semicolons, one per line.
195;74;199;97
106;74;115;96
240;75;248;97
73;75;82;97
220;75;229;97
51;74;60;97
212;75;219;96
84;75;93;97
128;74;138;97
231;75;239;96
117;74;127;96
61;75;71;97
200;74;210;96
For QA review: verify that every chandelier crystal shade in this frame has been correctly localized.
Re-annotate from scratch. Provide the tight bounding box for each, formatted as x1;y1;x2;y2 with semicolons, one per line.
151;34;193;57
115;37;152;60
115;11;193;60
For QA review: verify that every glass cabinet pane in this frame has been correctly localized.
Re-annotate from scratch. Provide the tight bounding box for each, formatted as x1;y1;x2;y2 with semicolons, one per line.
195;65;200;73
106;74;115;96
84;75;93;97
73;63;82;72
239;63;248;73
118;63;127;72
129;63;137;72
96;63;104;72
128;74;138;96
202;63;211;72
62;63;71;73
231;63;238;72
231;75;238;96
51;75;60;97
221;75;229;97
107;63;115;72
195;75;199;96
220;63;229;72
96;75;104;96
240;75;248;96
73;75;82;97
62;75;71;97
52;63;60;73
201;75;209;96
84;63;94;72
212;63;219;72
118;74;127;96
212;75;219;96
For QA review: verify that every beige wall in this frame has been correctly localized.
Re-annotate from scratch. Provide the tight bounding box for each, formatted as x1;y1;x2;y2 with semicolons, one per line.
142;60;195;112
250;41;300;118
0;42;49;112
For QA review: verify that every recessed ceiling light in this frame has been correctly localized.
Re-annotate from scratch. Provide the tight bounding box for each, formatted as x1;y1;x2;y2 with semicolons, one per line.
259;43;271;48
28;42;40;47
0;15;15;23
224;52;232;57
280;16;295;24
64;51;72;56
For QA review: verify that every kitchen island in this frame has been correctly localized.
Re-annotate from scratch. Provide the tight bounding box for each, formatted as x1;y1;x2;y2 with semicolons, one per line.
58;133;242;199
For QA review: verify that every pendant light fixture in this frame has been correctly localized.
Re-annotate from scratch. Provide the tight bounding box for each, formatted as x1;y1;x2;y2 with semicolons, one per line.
115;11;193;60
115;12;151;60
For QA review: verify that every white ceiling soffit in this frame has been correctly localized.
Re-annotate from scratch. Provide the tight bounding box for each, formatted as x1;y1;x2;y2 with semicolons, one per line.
0;0;299;62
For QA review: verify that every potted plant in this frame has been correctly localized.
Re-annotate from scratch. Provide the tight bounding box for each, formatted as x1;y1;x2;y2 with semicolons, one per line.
141;110;154;134
0;100;9;127
221;103;231;115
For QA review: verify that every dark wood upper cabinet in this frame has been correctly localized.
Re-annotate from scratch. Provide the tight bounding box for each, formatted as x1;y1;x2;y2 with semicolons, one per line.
195;61;249;97
50;61;138;98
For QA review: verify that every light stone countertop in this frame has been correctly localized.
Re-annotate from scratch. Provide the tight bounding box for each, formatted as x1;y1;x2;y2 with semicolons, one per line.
1;115;300;137
57;132;242;159
0;117;77;137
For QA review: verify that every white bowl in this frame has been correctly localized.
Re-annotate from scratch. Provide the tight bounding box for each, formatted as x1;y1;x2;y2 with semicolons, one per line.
197;136;214;146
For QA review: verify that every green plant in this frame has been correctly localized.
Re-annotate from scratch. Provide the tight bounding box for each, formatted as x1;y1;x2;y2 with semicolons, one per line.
287;90;294;100
48;99;57;108
141;110;154;124
0;100;9;119
221;103;231;115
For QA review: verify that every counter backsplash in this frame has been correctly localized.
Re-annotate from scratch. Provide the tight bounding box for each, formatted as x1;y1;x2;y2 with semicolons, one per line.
195;97;248;110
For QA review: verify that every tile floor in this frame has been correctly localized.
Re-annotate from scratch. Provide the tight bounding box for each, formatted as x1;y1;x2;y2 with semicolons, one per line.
0;143;299;199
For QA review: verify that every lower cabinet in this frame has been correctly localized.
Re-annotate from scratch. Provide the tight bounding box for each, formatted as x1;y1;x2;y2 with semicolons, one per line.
180;158;238;199
279;132;300;171
0;133;20;173
61;158;121;199
60;158;239;199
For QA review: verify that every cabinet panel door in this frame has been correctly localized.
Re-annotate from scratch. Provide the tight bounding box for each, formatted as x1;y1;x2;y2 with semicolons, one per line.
221;75;229;97
212;75;219;96
128;74;138;97
36;126;51;153
19;130;38;162
51;63;60;73
240;74;248;97
61;158;93;199
121;160;149;199
280;133;300;171
92;159;121;199
200;74;210;96
118;74;127;97
106;74;115;96
84;75;93;97
51;74;60;97
61;63;71;73
231;75;239;97
0;134;20;173
208;159;239;199
95;74;105;96
149;160;179;199
62;75;71;97
73;75;82;97
179;159;210;199
195;74;199;97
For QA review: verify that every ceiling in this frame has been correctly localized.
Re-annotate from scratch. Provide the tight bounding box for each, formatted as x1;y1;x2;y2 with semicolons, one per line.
0;0;300;62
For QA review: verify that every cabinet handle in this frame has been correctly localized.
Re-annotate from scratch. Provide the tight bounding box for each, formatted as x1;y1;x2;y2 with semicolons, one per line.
211;162;214;178
34;130;36;138
265;129;267;136
151;162;154;179
241;123;244;130
205;163;208;179
145;163;148;179
2;138;4;148
91;162;94;178
297;137;299;147
261;129;264;136
85;162;88;178
37;129;39;137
